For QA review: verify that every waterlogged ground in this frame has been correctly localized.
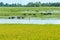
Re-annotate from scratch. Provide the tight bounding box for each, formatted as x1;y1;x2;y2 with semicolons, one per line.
0;24;60;40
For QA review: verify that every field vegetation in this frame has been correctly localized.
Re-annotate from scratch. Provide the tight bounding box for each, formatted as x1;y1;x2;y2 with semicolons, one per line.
0;24;60;40
0;7;60;19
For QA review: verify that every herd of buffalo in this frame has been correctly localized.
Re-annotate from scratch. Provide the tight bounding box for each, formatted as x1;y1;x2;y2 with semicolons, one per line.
8;12;52;19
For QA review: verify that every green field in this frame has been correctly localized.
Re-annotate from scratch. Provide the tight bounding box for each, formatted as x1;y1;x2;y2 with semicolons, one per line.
0;24;60;40
0;7;60;19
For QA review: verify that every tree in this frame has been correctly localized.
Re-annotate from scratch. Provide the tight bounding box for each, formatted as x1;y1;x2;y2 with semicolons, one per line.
5;3;9;6
26;2;34;7
10;3;16;7
16;4;22;7
34;2;41;7
0;2;4;6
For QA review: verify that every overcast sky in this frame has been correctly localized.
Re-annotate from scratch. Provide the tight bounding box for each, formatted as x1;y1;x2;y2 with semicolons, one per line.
0;0;60;4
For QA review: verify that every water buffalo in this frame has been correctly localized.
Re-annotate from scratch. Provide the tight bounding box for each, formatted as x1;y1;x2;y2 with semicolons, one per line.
41;13;52;15
9;17;15;19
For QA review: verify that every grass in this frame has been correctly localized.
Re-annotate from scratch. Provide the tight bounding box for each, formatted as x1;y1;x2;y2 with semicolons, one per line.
0;24;60;40
0;7;60;19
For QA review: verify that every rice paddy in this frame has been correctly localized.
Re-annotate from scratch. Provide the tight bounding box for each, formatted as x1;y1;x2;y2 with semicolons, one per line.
0;7;60;40
0;24;60;40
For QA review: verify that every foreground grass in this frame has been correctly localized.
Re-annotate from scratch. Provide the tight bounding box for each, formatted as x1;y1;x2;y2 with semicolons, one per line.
0;24;60;40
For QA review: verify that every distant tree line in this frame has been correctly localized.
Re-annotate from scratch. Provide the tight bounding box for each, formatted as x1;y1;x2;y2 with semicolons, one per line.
0;2;60;7
0;2;21;7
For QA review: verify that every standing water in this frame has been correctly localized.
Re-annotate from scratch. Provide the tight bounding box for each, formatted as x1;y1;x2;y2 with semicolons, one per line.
0;19;60;24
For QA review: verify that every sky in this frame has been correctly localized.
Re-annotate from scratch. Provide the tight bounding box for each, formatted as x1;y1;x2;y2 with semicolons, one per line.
0;0;60;5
